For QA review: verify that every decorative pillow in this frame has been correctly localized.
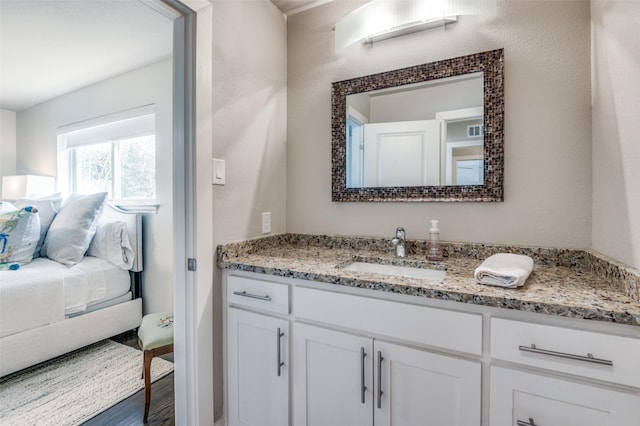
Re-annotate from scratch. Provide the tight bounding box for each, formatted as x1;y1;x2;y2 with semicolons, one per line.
42;192;108;266
87;218;135;270
14;193;63;258
0;207;41;271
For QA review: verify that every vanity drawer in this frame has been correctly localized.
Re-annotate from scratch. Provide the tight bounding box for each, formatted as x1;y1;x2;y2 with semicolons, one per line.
294;286;482;355
491;318;640;388
227;275;289;315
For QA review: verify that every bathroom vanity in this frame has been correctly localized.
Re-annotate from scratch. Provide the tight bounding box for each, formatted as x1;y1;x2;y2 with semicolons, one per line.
219;234;640;426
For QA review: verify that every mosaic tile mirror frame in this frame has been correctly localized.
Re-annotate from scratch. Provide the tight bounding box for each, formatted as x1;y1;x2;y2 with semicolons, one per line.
331;48;504;202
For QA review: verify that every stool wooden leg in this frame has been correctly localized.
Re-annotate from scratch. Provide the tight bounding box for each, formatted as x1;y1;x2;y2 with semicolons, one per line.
138;338;144;379
143;350;153;423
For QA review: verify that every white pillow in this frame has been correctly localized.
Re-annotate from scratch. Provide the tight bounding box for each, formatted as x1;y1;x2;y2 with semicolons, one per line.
42;192;108;266
0;206;40;270
14;193;63;258
87;218;135;270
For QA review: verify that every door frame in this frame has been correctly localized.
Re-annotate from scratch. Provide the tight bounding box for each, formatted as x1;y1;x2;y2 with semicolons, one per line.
148;0;214;424
435;107;483;185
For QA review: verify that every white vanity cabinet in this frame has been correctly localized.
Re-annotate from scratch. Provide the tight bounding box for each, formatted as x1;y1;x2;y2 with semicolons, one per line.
292;323;373;426
292;286;482;426
490;367;640;426
226;275;290;426
292;323;481;426
373;340;480;426
489;318;640;426
224;270;640;426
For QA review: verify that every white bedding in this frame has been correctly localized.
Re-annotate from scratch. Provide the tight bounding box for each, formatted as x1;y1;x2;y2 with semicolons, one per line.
0;257;131;338
63;257;131;315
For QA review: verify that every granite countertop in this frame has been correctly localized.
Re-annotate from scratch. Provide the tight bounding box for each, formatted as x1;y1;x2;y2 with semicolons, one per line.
217;234;640;327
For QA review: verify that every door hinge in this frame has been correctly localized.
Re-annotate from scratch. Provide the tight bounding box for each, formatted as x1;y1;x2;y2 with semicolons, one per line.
187;258;197;271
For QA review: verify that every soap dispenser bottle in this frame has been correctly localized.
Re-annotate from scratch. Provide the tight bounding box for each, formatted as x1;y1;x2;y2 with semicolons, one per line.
426;219;443;261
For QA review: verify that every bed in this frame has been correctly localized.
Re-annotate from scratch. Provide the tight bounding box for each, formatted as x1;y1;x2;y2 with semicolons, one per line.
0;197;143;377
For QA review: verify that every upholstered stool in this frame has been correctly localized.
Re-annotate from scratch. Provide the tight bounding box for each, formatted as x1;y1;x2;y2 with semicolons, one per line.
137;313;174;423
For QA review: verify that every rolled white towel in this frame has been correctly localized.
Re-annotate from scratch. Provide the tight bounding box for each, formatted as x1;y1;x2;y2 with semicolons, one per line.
474;253;534;288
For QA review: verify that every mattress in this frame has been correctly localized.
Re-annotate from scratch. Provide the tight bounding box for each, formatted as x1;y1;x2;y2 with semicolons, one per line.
0;256;131;338
68;292;132;318
63;257;131;315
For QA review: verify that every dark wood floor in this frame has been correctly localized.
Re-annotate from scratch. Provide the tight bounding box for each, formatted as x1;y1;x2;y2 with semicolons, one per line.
82;331;176;426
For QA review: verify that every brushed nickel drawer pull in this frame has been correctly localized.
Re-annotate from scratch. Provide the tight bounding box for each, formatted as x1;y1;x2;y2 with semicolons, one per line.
360;347;367;404
517;418;539;426
277;328;285;377
518;344;613;366
377;351;384;409
232;290;272;302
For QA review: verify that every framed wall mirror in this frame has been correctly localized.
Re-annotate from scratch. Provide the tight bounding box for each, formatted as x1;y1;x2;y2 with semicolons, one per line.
331;49;504;202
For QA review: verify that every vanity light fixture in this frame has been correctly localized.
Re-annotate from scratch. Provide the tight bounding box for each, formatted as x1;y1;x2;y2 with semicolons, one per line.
335;0;496;50
362;15;458;45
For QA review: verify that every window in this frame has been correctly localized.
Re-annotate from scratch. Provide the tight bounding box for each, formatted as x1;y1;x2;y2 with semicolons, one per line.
57;106;156;205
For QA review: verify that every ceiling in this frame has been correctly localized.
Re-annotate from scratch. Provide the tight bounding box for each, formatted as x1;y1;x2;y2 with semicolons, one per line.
271;0;334;16
0;0;335;113
0;0;173;112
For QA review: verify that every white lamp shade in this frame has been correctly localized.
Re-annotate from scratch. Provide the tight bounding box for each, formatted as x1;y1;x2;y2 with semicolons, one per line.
0;201;16;212
1;175;55;201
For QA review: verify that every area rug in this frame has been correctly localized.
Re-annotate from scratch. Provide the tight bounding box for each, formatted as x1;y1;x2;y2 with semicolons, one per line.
0;339;174;426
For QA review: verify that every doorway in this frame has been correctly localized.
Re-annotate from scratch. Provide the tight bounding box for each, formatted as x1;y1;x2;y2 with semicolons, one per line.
153;1;214;424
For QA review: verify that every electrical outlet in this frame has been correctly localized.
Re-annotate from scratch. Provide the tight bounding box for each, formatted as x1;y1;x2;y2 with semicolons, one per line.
261;212;271;234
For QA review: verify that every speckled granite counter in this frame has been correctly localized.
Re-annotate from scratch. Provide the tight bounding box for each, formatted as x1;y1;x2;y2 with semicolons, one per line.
217;234;640;326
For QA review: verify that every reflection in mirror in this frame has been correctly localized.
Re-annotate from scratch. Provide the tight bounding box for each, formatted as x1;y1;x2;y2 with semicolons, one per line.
345;73;484;188
332;49;504;202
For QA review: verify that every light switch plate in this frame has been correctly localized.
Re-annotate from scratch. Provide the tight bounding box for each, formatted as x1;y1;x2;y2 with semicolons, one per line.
212;158;225;185
261;212;271;234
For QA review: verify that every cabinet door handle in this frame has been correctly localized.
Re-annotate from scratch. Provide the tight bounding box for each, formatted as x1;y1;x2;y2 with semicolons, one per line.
277;328;285;376
360;347;367;404
233;290;272;302
377;350;384;409
518;344;613;366
516;418;539;426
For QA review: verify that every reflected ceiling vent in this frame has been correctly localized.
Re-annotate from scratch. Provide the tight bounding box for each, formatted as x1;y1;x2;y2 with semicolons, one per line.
467;124;484;138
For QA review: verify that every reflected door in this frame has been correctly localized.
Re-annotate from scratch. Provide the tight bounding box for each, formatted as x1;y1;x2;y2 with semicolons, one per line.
363;120;440;187
455;158;484;185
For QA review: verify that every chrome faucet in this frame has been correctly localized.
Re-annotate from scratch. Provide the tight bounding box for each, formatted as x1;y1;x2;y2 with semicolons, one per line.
391;227;406;258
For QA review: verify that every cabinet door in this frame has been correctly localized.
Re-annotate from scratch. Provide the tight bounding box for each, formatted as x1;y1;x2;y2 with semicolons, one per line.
292;323;373;426
490;367;640;426
374;341;481;426
227;308;289;426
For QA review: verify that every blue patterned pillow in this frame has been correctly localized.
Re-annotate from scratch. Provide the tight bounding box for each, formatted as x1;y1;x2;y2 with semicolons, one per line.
14;193;62;258
0;207;41;271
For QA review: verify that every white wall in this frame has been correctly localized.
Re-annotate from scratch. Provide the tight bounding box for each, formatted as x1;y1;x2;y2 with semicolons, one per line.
287;0;592;249
16;59;174;314
591;0;640;269
0;109;17;179
211;0;287;417
369;77;483;122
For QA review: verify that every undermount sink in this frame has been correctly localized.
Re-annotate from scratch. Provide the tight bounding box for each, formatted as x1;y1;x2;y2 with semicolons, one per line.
342;261;446;281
